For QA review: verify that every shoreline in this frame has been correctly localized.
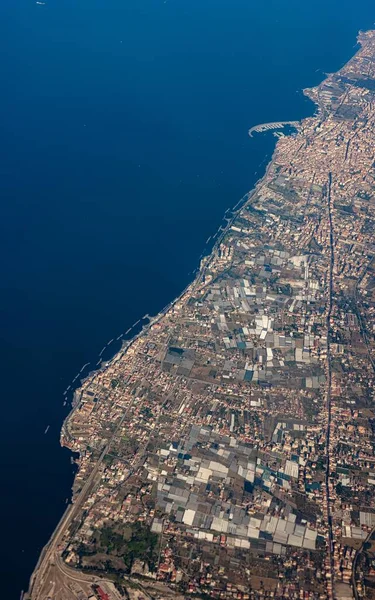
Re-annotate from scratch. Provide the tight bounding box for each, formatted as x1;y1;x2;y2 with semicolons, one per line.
25;32;351;594
24;136;282;600
59;141;285;454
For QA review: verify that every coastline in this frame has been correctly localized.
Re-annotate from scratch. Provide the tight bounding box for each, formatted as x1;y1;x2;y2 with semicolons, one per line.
25;29;372;598
25;118;299;599
59;141;284;453
24;139;280;600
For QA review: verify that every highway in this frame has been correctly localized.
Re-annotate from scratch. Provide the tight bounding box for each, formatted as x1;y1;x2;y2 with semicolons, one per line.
27;445;110;598
54;552;181;600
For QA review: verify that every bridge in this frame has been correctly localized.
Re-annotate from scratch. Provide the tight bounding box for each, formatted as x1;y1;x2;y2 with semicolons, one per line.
248;120;300;137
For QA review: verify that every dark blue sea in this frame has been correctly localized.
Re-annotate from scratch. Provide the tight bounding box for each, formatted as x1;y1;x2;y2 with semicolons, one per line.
0;0;373;596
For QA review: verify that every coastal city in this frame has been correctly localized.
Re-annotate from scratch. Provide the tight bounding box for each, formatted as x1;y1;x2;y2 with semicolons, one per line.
27;29;375;600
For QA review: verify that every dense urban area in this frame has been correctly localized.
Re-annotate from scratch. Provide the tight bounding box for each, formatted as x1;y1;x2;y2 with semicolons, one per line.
27;29;375;600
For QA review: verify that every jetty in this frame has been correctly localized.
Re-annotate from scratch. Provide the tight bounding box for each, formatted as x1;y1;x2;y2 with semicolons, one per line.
248;120;299;137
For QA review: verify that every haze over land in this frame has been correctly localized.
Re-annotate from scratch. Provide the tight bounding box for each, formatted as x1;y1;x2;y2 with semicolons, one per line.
0;0;374;598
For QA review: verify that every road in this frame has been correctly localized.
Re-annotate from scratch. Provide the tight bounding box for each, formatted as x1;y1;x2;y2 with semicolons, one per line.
324;171;335;599
27;445;109;598
27;385;142;599
351;526;375;600
54;552;182;600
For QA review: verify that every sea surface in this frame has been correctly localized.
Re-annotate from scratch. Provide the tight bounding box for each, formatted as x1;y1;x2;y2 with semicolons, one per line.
0;0;373;597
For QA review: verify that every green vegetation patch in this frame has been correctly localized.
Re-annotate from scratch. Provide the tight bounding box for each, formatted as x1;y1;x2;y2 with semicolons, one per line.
98;522;158;572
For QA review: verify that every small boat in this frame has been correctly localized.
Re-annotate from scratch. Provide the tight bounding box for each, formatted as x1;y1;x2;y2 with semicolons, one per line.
44;425;50;434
